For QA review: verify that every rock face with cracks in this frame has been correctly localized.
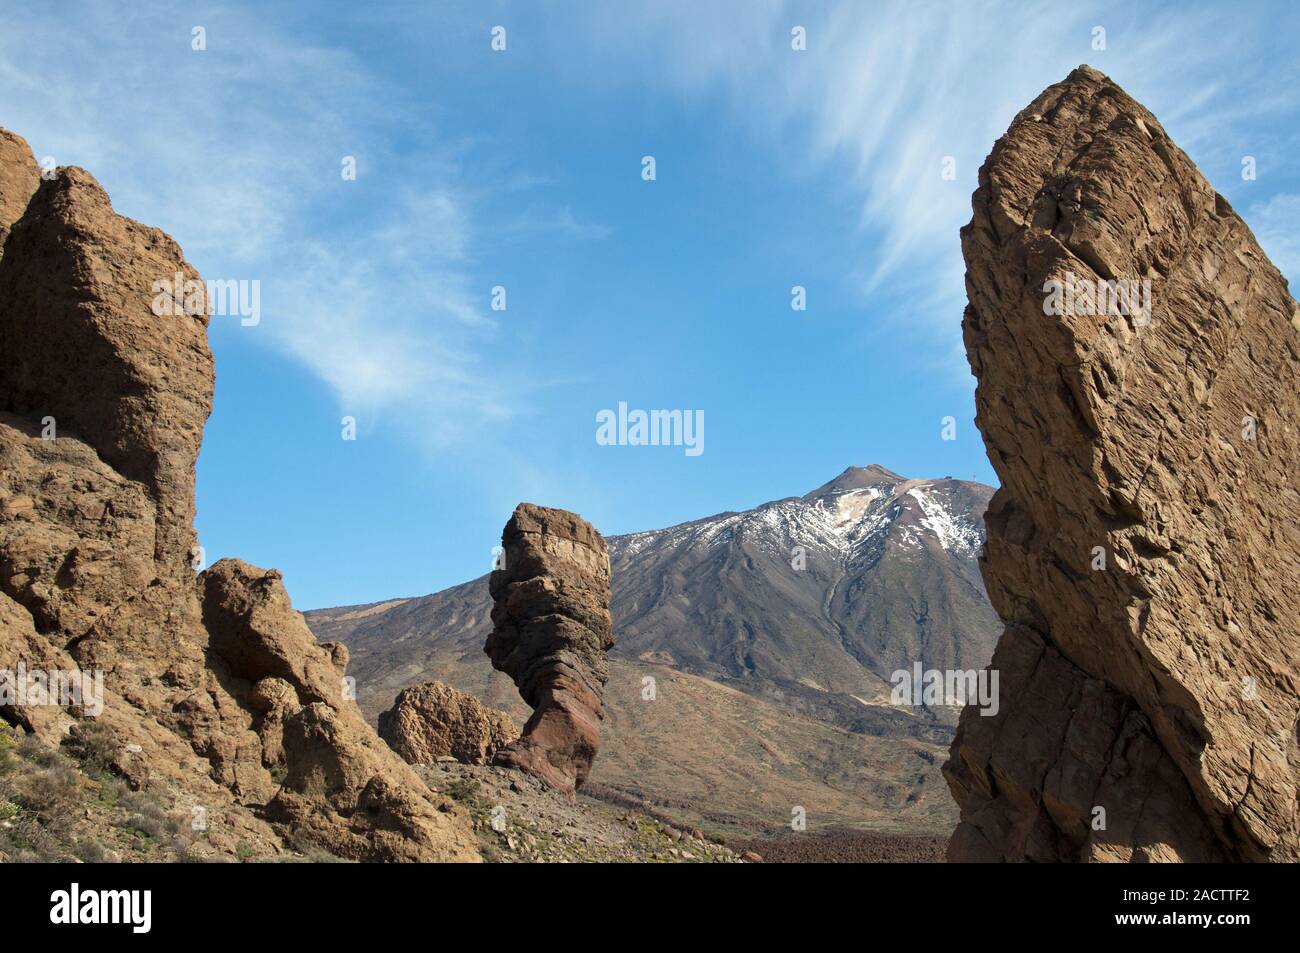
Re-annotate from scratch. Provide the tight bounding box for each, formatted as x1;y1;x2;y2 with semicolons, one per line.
485;504;614;794
378;681;518;766
944;67;1299;862
0;127;478;862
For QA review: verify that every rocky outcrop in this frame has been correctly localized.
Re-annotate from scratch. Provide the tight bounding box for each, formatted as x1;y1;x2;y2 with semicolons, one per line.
945;67;1299;861
485;504;614;793
0;128;478;861
378;681;518;765
200;560;477;860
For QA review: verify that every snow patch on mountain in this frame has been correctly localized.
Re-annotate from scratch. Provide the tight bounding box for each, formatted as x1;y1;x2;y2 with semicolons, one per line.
827;487;881;534
905;486;982;555
610;471;985;565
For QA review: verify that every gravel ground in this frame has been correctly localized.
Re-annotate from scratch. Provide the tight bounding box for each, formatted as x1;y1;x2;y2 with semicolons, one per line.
417;762;752;863
732;828;946;862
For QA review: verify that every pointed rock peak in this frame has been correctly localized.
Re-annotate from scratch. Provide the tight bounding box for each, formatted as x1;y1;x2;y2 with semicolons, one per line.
1068;63;1107;82
805;464;905;499
0;128;39;257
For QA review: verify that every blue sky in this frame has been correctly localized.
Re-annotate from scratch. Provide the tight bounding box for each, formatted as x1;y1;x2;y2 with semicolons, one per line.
3;1;1296;608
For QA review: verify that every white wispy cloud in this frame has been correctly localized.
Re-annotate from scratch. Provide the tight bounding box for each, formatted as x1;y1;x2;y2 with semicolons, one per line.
0;1;525;450
567;0;1299;374
494;205;614;242
1;0;1292;440
1248;192;1300;283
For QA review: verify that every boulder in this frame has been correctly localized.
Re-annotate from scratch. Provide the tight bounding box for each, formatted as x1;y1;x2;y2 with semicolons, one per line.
378;681;518;765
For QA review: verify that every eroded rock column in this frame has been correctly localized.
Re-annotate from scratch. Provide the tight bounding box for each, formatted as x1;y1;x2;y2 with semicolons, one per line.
485;504;614;794
944;66;1299;862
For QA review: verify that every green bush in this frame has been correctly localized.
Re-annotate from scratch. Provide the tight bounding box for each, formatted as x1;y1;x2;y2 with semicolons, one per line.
64;719;119;776
444;777;481;805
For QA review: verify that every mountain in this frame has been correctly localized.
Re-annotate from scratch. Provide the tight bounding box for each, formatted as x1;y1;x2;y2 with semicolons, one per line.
607;465;999;725
305;465;1001;835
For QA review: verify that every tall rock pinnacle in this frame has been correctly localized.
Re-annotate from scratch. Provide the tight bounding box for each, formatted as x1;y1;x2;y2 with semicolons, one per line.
944;66;1299;861
485;503;614;794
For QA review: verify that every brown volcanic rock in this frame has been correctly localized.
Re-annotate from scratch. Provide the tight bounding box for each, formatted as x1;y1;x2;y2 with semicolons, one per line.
201;561;475;860
268;702;475;862
0;156;218;755
0;130;478;861
0;164;212;572
379;681;518;765
0;129;39;258
945;67;1299;861
485;503;614;793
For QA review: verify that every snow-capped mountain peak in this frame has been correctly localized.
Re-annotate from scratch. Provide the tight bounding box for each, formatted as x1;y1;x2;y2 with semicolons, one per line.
612;467;986;564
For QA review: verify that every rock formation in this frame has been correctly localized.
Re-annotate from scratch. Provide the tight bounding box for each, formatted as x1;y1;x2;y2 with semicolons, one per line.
379;681;518;765
485;504;614;793
945;67;1299;861
0;128;478;861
